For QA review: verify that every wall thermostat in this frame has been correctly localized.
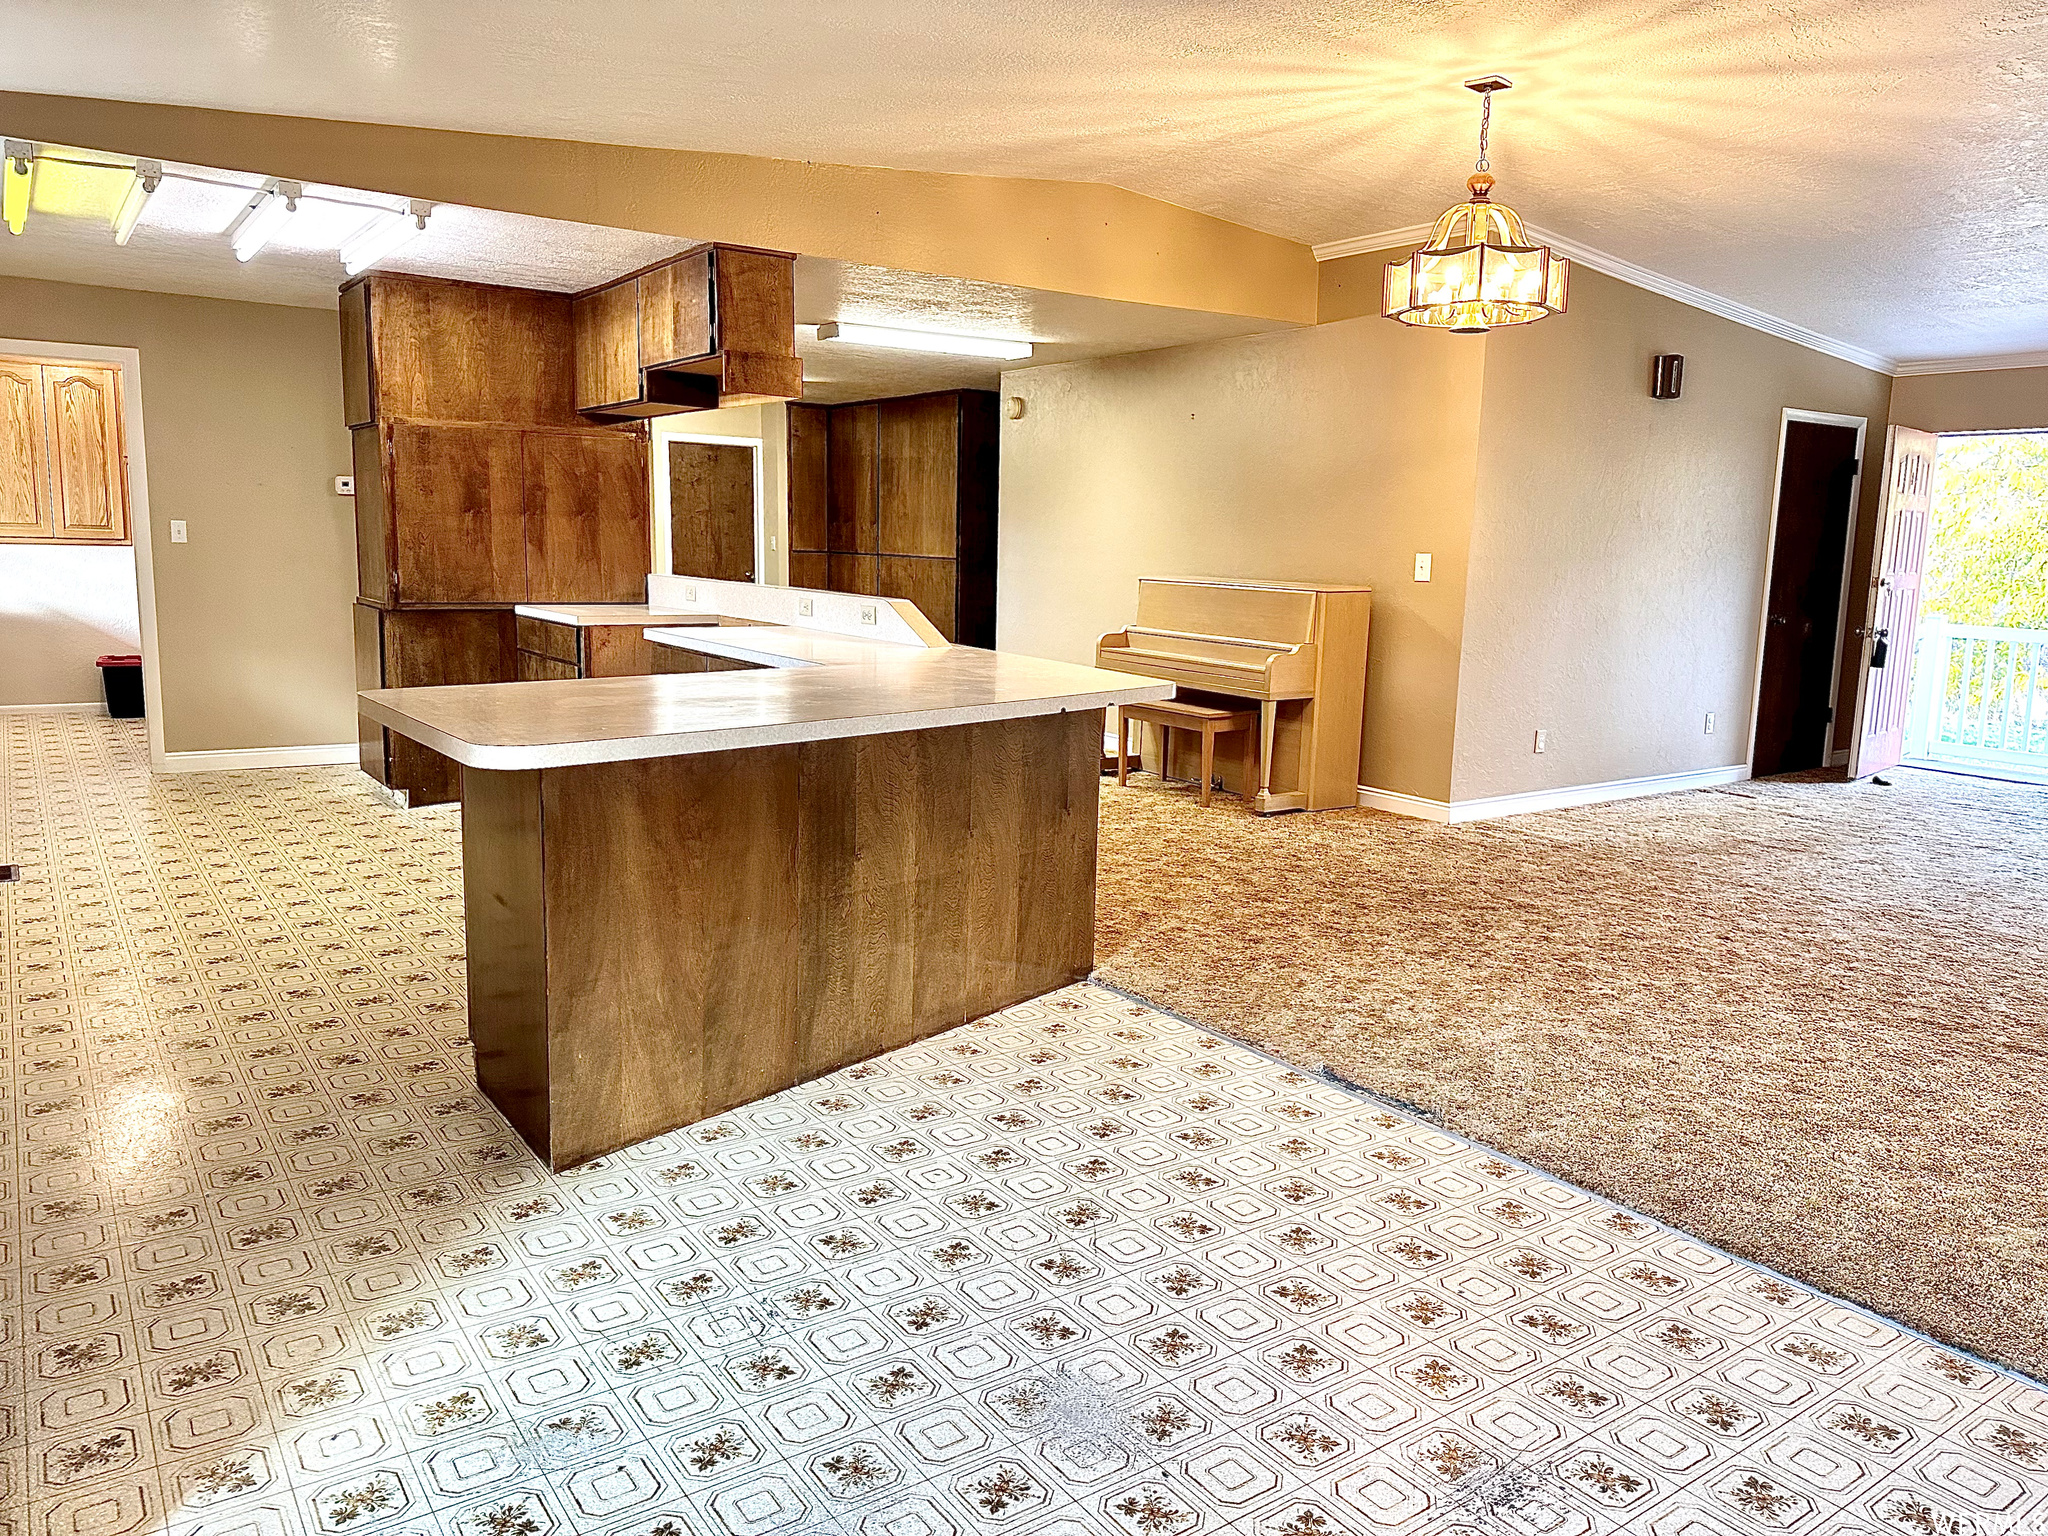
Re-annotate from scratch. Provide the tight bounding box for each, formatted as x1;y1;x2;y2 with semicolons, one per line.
1650;354;1684;400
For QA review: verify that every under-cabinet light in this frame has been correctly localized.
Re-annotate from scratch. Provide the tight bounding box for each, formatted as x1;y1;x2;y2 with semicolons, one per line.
813;321;1033;361
228;180;300;262
111;159;161;245
340;199;431;275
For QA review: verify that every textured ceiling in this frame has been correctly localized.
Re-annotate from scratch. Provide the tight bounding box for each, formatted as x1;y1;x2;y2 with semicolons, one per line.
2;0;2041;365
0;153;1283;399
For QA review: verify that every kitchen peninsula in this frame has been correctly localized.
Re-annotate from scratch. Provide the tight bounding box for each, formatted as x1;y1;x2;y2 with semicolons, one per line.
359;578;1171;1168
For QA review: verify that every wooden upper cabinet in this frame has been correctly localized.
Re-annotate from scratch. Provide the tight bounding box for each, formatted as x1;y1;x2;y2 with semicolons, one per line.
827;404;879;554
524;428;651;603
638;249;714;368
45;365;126;542
389;421;528;605
573;282;640;413
0;359;52;539
787;403;828;553
878;394;960;557
0;359;128;545
353;275;581;427
571;245;799;421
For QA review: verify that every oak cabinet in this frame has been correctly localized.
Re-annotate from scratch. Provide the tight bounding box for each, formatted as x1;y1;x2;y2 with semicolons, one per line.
827;405;879;555
515;615;668;680
356;604;518;807
787;402;828;555
0;357;128;545
388;421;528;605
341;273;579;429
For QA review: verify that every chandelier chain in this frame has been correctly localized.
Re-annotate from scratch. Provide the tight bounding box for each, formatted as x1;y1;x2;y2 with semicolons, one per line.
1476;91;1494;174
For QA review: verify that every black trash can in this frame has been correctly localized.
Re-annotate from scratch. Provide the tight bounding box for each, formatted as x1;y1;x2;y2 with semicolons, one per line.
96;654;144;719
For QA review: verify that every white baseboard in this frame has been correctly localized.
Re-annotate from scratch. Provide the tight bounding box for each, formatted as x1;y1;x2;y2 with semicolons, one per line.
1360;764;1751;824
0;701;106;714
158;743;358;773
1355;785;1453;822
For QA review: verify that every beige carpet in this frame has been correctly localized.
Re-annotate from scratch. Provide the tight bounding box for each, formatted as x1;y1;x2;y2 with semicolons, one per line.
1094;766;2048;1381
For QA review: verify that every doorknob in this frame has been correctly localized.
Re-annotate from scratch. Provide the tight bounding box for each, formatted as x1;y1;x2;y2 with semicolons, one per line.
1769;615;1788;627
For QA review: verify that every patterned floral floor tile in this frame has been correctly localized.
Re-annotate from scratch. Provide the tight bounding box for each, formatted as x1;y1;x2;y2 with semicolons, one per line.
3;715;2045;1536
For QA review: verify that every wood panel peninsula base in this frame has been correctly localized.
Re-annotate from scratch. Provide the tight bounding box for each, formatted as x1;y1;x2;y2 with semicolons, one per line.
357;582;1170;1169
463;710;1101;1166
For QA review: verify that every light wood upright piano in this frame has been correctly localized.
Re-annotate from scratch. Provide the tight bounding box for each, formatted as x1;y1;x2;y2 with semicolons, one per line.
1095;577;1371;813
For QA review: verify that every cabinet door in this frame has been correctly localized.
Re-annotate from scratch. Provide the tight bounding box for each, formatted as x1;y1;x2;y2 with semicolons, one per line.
787;550;828;590
668;439;755;583
0;359;51;539
826;553;878;596
390;421;527;604
573;282;640;413
827;404;878;554
44;364;127;542
524;429;651;603
786;402;829;552
878;394;958;557
879;555;958;642
353;426;390;603
381;609;517;807
339;281;373;428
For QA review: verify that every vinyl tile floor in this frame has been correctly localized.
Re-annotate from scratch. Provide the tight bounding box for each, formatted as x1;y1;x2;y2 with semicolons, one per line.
3;714;2045;1536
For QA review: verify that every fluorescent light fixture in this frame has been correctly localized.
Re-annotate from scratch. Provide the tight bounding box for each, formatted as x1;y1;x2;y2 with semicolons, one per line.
339;199;431;275
813;321;1032;361
228;179;300;262
110;158;161;245
3;141;35;236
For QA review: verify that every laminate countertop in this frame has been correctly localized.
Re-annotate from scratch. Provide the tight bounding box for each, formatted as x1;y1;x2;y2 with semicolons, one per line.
511;603;717;628
358;633;1171;770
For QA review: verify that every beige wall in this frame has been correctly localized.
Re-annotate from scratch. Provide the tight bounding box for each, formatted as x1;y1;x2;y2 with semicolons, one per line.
997;307;1486;802
0;277;354;753
1890;366;2048;432
0;91;1317;327
1450;267;1893;800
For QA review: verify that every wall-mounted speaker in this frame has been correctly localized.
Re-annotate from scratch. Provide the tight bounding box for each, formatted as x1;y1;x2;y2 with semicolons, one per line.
1650;354;1685;400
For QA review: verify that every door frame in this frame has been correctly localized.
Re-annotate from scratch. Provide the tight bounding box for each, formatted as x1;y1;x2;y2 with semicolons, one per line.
650;426;766;585
1745;407;1867;775
0;337;163;763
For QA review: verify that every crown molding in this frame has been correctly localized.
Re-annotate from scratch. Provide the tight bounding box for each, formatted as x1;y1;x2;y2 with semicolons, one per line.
1891;351;2048;377
1311;225;1434;262
1313;221;1895;376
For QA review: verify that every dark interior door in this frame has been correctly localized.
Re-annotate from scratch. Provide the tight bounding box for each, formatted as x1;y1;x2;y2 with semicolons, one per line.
1754;420;1861;776
669;440;755;582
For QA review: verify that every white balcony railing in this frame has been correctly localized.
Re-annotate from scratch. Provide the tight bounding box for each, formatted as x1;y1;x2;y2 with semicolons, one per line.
1904;619;2048;777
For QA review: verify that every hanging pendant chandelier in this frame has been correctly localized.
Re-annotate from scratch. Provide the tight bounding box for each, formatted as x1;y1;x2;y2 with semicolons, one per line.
1383;77;1569;334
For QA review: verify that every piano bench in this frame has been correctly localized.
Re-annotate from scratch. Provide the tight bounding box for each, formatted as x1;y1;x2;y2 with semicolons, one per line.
1115;700;1259;809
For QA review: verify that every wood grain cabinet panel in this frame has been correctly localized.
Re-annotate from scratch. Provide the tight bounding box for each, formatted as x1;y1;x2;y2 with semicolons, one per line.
523;429;651;603
827;404;878;554
879;556;959;643
373;606;518;807
364;276;580;427
668;439;756;583
787;550;828;590
0;359;51;539
878;394;959;557
43;365;126;543
826;553;878;596
572;282;640;412
389;421;528;605
637;249;713;367
352;426;389;603
786;402;829;555
517;651;580;681
339;282;373;428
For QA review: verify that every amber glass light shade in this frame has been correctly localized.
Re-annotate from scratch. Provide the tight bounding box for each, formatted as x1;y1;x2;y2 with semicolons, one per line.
1383;175;1570;333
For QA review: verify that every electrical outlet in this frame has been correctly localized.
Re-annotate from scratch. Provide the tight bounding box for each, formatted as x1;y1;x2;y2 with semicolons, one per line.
859;604;878;626
169;520;188;544
1414;552;1432;582
334;475;355;496
1705;712;1716;735
768;535;778;551
1533;729;1547;754
797;597;814;617
683;584;697;602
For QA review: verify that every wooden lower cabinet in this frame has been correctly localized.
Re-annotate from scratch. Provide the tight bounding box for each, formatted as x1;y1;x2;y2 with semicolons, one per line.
356;604;516;807
460;708;1103;1167
787;550;827;589
514;616;668;680
879;556;959;643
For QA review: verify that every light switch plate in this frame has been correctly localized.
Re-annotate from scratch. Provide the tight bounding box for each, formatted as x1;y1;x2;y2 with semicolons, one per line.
169;520;188;544
1533;729;1547;754
683;584;697;601
859;604;878;626
1705;712;1716;735
1414;552;1432;582
797;598;814;617
334;475;355;496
